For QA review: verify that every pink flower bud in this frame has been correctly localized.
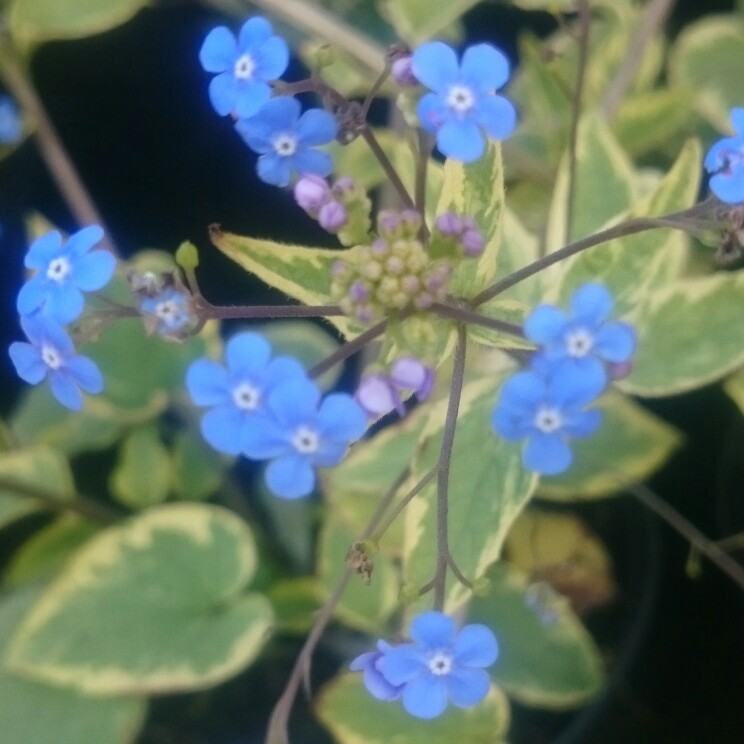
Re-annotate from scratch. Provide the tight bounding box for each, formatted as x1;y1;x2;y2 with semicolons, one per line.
294;174;331;214
391;56;418;86
460;228;485;257
608;360;633;381
435;212;463;237
355;374;404;417
390;356;434;401
318;200;348;232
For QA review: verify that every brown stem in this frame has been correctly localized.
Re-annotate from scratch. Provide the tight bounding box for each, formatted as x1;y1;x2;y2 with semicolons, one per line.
359;127;415;210
198;301;345;320
431;301;524;338
308;318;390;379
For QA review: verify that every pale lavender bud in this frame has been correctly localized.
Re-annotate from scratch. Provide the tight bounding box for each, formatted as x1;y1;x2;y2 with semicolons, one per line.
384;255;405;275
400;210;422;235
370;238;389;258
608;360;633;381
401;274;420;293
355;374;404;417
460;228;485;257
349;280;370;303
294;174;331;214
435;212;463;237
390;357;434;401
425;272;447;292
356;304;376;325
414;292;433;310
332;176;357;201
391;55;418;86
378;211;401;238
319;200;348;232
331;260;350;279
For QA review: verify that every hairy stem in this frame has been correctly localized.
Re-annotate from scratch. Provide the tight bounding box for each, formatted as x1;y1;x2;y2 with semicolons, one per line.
198;301;345;320
432;324;467;610
0;36;117;255
431;301;524;338
308;318;390;379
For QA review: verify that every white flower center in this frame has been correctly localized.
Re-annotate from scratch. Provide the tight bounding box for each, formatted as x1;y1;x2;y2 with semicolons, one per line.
427;651;453;676
232;381;261;411
41;343;63;369
273;133;298;157
446;84;475;114
155;300;181;323
565;328;594;358
291;425;320;454
46;256;72;283
234;54;256;80
534;406;563;434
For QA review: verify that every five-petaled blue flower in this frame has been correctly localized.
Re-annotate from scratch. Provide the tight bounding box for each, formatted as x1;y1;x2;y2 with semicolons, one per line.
242;377;366;499
372;611;498;719
525;283;635;380
235;96;337;187
492;361;605;475
139;287;194;337
412;41;517;163
199;16;289;118
0;95;22;144
704;107;744;204
186;332;306;455
9;316;104;410
349;641;405;702
16;226;116;325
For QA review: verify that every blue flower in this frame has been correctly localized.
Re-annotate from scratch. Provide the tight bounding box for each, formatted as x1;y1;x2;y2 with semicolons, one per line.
525;283;635;379
349;641;404;701
412;41;516;163
492;362;605;475
0;96;22;144
16;226;116;324
235;96;337;187
375;611;498;719
704;108;744;204
9;316;104;410
138;287;195;337
186;332;306;455
199;16;289;118
242;377;367;499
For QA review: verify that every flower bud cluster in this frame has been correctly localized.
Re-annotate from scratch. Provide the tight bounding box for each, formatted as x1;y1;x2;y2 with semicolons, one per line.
329;209;452;325
431;211;486;258
293;174;371;246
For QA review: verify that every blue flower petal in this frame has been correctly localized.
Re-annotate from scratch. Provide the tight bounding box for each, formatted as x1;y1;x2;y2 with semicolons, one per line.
452;624;499;667
296;108;337;146
265;453;315;498
25;231;62;269
66;356;104;394
31;317;75;355
265;356;307;385
291;148;333;179
316;393;367;441
267;378;321;425
49;371;84;411
72;250;116;291
417;93;449;135
402;674;449;719
409;610;456;648
199;27;237;73
460;44;509;91
474;94;517;141
9;342;46;384
64;224;104;260
208;72;238;116
524;432;571;475
710;169;744;204
257;153;293;187
411;42;459;92
241;414;290;459
226;332;272;376
378;644;426;685
446;667;490;708
238;16;272;48
436;118;485;163
235;116;274;154
312;440;348;468
186;359;230;406
548;361;606;408
234;80;271;119
732;108;744;135
252;35;289;80
594;321;635;362
16;277;48;316
200;405;245;455
563;407;602;438
43;284;85;324
350;652;403;701
570;283;613;324
492;403;534;440
524;304;567;345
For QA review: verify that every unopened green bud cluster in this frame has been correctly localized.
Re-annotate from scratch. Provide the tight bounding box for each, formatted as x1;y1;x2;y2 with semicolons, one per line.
330;209;453;325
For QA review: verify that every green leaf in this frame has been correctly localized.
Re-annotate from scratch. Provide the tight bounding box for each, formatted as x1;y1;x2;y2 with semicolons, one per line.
209;227;355;338
0;586;146;744
469;562;604;708
622;271;744;396
318;517;398;633
0;446;75;529
8;503;273;695
267;577;322;635
538;392;681;499
4;517;98;589
379;0;476;44
546;113;637;250
548;138;702;315
316;674;510;744
171;429;222;502
436;141;505;298
110;425;172;509
668;15;744;130
7;0;147;45
724;368;744;416
11;385;124;456
403;376;538;612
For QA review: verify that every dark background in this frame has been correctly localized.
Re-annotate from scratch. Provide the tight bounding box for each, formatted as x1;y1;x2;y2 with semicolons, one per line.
1;1;743;742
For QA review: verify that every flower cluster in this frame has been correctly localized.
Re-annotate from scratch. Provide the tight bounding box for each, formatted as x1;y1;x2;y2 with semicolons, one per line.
355;356;434;418
9;227;116;410
492;283;636;475
199;17;337;187
351;611;498;719
128;270;197;340
705;107;744;205
187;332;367;498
